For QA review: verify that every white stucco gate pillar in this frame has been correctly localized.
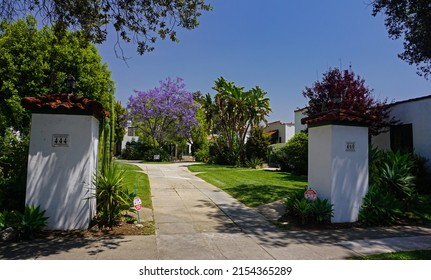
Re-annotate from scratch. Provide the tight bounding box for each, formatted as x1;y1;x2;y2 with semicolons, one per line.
22;93;108;230
302;109;370;223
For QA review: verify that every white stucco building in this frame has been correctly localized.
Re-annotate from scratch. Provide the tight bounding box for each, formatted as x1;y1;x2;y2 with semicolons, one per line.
371;95;431;165
121;120;139;151
264;120;295;144
294;108;307;134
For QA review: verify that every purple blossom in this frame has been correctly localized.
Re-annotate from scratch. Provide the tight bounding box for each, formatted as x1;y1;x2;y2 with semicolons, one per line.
126;77;199;147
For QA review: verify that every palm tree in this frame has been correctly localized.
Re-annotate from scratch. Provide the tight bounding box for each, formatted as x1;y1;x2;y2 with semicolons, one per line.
210;77;272;165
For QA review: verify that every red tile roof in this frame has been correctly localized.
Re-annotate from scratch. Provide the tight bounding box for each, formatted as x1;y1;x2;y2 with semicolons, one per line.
21;93;109;119
301;109;374;125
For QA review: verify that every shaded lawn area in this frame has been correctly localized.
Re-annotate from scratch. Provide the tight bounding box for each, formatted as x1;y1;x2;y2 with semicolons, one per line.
351;250;431;260
115;161;152;208
187;164;307;207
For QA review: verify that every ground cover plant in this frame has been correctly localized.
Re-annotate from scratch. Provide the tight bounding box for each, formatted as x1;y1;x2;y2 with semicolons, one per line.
187;164;307;207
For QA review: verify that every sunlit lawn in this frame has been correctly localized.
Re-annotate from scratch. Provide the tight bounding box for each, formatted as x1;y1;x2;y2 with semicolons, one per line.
351;250;431;260
115;161;152;208
187;164;307;207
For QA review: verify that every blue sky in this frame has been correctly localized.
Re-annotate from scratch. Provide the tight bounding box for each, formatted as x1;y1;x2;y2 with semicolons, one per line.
97;0;430;123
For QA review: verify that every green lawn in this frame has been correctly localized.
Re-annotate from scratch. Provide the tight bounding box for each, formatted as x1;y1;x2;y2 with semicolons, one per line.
187;164;307;207
352;250;431;260
115;161;152;208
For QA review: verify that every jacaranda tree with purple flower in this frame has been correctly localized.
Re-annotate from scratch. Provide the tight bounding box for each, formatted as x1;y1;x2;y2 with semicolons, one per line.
126;77;199;149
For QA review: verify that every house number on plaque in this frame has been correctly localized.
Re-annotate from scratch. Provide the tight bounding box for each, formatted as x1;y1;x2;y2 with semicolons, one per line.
52;134;69;147
345;142;355;152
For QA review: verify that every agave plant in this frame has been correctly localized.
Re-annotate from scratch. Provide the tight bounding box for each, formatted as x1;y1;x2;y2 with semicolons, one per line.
380;151;416;203
93;163;131;227
310;198;334;224
12;205;49;239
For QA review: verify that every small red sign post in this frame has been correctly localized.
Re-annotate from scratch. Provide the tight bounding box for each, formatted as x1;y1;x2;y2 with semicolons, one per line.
133;196;142;211
304;188;318;202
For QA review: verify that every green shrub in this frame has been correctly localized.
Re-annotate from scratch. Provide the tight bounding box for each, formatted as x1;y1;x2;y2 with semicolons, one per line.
0;210;10;230
380;151;416;204
194;144;210;162
208;135;241;166
123;141;147;160
284;188;306;214
267;143;287;168
0;130;28;212
359;184;402;226
93;164;131;227
245;127;270;162
12;205;49;239
282;132;308;175
309;198;334;224
284;188;333;225
292;197;311;225
143;147;170;162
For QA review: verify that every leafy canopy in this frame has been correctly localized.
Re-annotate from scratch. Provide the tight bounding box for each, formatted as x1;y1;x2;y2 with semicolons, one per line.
372;0;431;78
302;67;395;136
0;0;212;57
0;15;115;136
126;77;198;148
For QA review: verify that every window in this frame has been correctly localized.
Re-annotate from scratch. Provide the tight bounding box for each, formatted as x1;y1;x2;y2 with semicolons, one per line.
127;127;136;137
390;124;413;153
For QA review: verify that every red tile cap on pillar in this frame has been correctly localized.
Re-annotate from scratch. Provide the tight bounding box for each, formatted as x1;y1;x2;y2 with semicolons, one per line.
21;93;109;119
301;109;374;126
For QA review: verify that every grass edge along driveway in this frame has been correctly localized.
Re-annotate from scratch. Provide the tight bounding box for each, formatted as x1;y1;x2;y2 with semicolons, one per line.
187;164;307;207
115;161;152;209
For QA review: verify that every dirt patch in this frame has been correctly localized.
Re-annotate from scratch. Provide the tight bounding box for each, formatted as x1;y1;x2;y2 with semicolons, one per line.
39;220;156;239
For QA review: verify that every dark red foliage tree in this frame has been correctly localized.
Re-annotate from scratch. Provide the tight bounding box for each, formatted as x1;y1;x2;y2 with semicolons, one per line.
302;68;396;135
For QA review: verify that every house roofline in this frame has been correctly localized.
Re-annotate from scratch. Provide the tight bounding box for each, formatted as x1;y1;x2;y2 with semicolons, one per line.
266;120;294;126
389;94;431;107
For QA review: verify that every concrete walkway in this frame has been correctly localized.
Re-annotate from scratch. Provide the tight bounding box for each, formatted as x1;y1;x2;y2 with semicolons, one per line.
136;162;431;260
1;162;431;260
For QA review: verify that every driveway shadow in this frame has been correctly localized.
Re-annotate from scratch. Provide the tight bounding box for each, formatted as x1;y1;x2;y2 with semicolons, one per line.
0;234;129;260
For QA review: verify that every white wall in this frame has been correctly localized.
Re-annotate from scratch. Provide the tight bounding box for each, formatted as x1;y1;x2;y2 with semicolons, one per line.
265;121;295;143
308;124;369;223
372;97;431;164
26;114;98;230
294;109;307;134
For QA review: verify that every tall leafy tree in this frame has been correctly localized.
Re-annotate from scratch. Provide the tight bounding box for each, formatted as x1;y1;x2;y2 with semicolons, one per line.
0;0;212;57
372;0;431;78
207;77;271;165
0;16;115;136
302;67;395;136
126;77;198;148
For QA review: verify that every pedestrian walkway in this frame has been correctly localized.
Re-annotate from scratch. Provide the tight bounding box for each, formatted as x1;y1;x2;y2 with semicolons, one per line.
1;162;431;260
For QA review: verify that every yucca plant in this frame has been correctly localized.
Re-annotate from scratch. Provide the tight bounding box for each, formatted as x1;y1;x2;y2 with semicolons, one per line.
93;163;131;227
